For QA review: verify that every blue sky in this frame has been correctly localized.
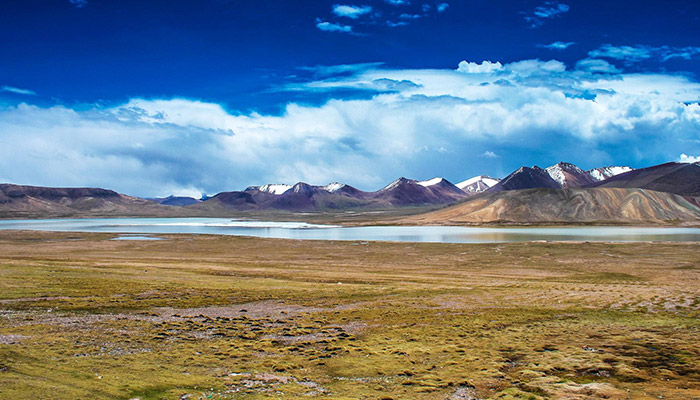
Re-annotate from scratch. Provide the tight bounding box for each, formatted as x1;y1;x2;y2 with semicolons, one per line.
1;0;700;196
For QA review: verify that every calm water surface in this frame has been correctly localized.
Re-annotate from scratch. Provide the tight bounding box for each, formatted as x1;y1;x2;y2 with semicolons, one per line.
1;218;700;243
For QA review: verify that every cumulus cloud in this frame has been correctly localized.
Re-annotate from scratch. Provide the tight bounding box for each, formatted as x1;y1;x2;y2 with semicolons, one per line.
315;19;353;33
2;59;700;197
679;154;700;163
456;60;503;73
385;0;409;5
482;151;500;159
589;44;700;63
332;4;372;19
525;1;569;28
437;3;449;12
1;86;36;96
538;41;575;50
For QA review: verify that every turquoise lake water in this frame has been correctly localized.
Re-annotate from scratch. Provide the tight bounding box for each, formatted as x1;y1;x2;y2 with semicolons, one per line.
1;218;700;244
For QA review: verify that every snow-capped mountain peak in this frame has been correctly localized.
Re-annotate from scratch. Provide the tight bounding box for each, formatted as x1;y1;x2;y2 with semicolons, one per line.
587;166;633;181
292;182;314;194
322;182;346;193
545;162;588;186
456;175;500;194
381;177;413;191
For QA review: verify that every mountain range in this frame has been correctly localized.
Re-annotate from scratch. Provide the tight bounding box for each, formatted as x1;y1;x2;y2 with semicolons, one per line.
175;162;638;212
1;161;699;224
193;177;469;213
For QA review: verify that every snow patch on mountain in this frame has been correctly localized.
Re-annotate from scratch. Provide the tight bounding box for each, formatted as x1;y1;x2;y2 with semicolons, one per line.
587;166;633;181
258;184;292;195
545;166;566;185
418;177;444;187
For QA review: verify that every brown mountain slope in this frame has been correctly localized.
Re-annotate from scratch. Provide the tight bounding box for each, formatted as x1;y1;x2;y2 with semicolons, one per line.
0;184;186;218
588;162;700;196
402;188;700;225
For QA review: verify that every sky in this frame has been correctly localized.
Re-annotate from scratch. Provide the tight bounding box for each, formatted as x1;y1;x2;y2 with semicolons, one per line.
1;0;700;197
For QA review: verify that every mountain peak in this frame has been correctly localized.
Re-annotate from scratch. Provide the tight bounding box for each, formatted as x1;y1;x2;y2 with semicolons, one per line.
545;162;589;187
381;177;414;191
292;182;313;194
456;175;500;194
253;183;292;195
322;182;346;193
491;166;560;191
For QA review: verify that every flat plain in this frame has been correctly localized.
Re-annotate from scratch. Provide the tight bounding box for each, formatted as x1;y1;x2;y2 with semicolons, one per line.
0;230;698;399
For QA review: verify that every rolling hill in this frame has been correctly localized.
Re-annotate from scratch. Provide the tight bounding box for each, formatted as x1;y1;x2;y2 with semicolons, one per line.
402;187;700;225
0;184;183;219
589;162;700;197
150;196;202;206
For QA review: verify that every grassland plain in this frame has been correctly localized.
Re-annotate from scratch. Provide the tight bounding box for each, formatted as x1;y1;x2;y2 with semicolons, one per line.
0;231;699;399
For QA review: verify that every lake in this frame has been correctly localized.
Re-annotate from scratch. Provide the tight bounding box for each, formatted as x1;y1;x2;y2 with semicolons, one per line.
1;218;700;243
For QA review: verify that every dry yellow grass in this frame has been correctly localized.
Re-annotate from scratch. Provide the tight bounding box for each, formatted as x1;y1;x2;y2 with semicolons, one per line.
0;230;698;399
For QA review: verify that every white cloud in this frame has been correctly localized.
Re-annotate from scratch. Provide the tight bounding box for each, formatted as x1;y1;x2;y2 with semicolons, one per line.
315;19;353;33
589;44;700;63
2;59;700;196
533;2;569;18
506;59;566;75
679;154;700;163
1;86;36;96
327;0;446;30
575;59;620;74
386;20;408;27
661;46;700;61
482;151;500;159
456;60;503;73
539;41;575;50
332;4;372;19
525;2;569;28
299;62;384;77
588;44;653;62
